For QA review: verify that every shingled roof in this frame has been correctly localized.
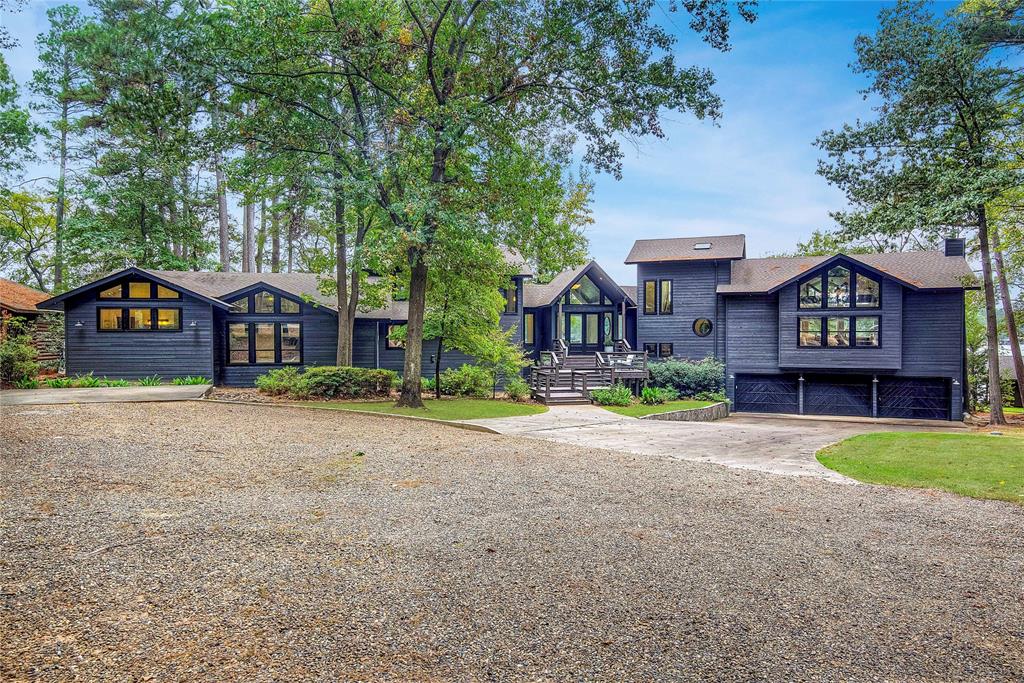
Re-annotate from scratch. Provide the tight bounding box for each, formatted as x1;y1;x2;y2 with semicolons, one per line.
523;261;634;308
717;251;977;294
624;234;746;264
0;278;54;314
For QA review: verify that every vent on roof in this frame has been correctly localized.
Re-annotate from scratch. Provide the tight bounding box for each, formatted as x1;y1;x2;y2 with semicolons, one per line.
693;242;712;250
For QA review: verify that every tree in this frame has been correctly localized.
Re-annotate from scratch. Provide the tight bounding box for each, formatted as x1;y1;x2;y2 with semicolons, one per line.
31;4;89;290
0;56;34;181
816;0;1022;424
0;191;56;291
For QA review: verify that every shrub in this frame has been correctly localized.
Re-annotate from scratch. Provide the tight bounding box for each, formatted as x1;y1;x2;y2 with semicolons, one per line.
648;356;725;397
138;375;163;386
439;364;492;398
46;377;75;388
99;378;131;387
590;383;633;406
504;375;531;402
13;378;40;389
254;367;301;395
290;366;397;400
72;373;102;388
640;386;679;405
172;376;211;385
0;318;39;385
694;390;728;403
421;376;436;392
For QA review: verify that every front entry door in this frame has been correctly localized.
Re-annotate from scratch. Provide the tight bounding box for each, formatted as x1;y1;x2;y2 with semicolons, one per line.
565;312;611;354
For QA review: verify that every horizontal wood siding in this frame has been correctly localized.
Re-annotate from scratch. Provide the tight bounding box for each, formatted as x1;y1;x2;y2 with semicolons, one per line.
898;289;964;416
723;294;779;401
777;278;902;370
64;289;214;381
636;261;723;360
352;319;377;368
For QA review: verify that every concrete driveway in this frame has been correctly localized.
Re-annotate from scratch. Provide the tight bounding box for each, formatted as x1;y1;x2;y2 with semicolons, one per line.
0;384;212;406
467;405;965;481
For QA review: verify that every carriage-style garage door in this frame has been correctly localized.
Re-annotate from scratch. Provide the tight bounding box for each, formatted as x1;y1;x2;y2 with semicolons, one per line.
734;374;798;414
804;375;872;418
878;377;950;421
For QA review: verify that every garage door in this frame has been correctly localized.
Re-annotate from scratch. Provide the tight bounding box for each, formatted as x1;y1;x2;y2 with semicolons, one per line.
878;377;950;420
804;375;871;417
734;374;798;414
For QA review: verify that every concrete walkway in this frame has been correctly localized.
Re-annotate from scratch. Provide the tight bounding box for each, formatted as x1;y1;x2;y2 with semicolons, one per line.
467;405;963;481
0;384;212;406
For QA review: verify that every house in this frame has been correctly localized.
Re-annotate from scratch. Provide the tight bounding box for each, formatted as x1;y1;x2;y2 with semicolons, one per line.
0;277;61;365
627;235;976;420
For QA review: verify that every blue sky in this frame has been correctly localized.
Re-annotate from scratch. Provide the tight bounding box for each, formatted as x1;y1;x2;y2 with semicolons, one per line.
2;1;959;283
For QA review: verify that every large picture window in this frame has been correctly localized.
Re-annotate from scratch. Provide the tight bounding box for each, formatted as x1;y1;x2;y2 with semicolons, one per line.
798;264;880;311
227;322;302;364
97;307;182;332
798;315;881;349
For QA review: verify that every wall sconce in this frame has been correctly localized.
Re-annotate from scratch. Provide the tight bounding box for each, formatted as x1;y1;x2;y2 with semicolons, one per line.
74;320;84;328
952;379;960;386
189;320;198;328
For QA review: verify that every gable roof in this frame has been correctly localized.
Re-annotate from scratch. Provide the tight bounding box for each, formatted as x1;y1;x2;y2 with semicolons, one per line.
625;234;746;264
523;261;632;308
0;278;54;314
717;251;977;294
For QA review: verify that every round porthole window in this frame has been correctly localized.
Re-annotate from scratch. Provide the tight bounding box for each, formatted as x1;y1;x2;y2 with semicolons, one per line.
693;318;713;337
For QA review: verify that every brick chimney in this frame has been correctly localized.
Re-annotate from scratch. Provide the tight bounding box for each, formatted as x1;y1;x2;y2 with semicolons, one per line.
944;237;965;257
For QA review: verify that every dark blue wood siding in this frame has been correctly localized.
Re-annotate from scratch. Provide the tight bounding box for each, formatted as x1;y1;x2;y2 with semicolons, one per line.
897;289;964;415
636;261;728;360
64;285;215;381
776;278;902;370
723;294;779;401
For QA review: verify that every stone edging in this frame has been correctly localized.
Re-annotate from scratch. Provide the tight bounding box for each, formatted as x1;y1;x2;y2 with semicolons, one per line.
195;397;502;434
639;401;729;422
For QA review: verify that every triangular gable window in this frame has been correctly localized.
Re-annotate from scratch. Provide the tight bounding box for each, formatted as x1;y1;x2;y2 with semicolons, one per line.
568;275;601;304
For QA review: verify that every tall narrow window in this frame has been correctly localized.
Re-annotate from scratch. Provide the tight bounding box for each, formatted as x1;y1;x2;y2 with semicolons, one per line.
826;317;850;347
254;291;275;313
798;317;822;347
98;308;122;330
603;312;613;345
659;280;673;314
799;279;822;308
523;313;535;346
280;323;301;363
280;297;300;314
569;314;583;344
99;285;122;299
254;323;275;363
503;285;518;313
827;267;850;308
128;282;152;298
128;308;152;330
228;323;249;363
156;309;181;330
643;280;656;315
586;313;599;345
855;274;880;308
855;317;880;347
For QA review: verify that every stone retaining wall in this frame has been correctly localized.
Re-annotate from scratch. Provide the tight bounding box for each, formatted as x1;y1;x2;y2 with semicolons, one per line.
640;401;729;422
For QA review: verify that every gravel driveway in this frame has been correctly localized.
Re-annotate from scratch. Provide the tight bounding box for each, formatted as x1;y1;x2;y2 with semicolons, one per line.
2;402;1022;681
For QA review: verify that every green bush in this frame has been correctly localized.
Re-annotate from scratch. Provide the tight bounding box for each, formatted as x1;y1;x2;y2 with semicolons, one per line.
439;364;492;398
0;318;39;385
640;386;679;405
99;378;131;387
590;383;633;406
648;356;725;397
421;376;437;392
694;390;728;403
172;376;210;385
72;373;102;388
504;375;531;402
13;378;40;389
45;377;75;388
290;366;397;399
138;375;163;386
254;367;301;395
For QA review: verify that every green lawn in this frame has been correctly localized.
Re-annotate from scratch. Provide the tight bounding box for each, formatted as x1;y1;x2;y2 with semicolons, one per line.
817;432;1024;504
292;398;547;420
1004;406;1023;415
601;399;715;418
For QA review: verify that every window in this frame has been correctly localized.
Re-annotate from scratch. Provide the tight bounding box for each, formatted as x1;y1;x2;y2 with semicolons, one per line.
603;312;613;346
128;282;152;298
98;308;122;330
855;316;880;347
523;313;535;346
826;266;851;308
156;285;180;299
568;314;582;344
799;279;822;308
798;317;822;347
659;280;673;314
827;316;850;347
156;308;181;330
502;285;518;314
228;323;249;363
128;308;152;330
280;323;302;363
386;324;405;349
643;342;657;355
280;297;300;314
231;296;249;313
99;285;122;299
254;291;275;313
693;318;713;337
659;343;673;358
255;323;275;363
586;313;599;345
569;275;601;305
855;274;880;308
643;280;656;315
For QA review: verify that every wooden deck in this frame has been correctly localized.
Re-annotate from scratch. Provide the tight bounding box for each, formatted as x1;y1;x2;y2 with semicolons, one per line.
529;349;650;405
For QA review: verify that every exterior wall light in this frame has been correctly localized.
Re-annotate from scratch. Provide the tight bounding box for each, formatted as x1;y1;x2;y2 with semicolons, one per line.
190;320;198;328
74;320;84;328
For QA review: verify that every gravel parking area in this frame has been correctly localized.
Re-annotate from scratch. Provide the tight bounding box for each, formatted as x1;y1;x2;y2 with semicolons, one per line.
2;402;1023;681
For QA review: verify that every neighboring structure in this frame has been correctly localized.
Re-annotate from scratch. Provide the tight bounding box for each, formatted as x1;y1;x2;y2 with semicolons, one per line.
0;277;61;365
628;235;976;420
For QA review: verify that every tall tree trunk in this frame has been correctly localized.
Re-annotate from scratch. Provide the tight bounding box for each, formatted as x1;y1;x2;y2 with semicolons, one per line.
396;247;428;408
181;168;191;267
271;195;281;273
991;221;1024;406
333;166;352;366
286;186;299;273
978;207;1006;425
255;197;266;273
345;210;369;363
242;198;255;273
211;103;231;272
54;101;68;290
